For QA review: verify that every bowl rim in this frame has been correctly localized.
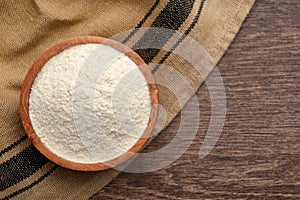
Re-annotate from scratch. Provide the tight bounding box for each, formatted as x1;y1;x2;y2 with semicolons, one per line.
20;36;159;171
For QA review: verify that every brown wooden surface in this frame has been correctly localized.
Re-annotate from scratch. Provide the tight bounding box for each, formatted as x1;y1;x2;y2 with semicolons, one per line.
91;0;300;199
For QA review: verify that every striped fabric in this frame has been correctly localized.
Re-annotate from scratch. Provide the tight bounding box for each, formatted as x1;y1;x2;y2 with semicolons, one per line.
0;0;255;199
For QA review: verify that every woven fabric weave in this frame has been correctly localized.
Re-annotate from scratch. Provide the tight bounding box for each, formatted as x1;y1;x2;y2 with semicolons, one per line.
0;0;255;199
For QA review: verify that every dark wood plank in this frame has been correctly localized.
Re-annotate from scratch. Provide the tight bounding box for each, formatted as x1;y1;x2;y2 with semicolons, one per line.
91;0;300;199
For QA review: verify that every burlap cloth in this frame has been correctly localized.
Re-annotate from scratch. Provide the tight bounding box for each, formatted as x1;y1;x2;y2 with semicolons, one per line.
0;0;255;199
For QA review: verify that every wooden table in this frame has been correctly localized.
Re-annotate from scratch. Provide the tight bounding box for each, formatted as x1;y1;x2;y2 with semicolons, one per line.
91;0;300;199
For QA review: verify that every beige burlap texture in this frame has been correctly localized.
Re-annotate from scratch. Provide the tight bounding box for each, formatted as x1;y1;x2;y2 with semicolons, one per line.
0;0;255;199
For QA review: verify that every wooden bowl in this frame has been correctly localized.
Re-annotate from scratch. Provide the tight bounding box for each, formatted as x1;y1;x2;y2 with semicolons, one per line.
20;36;158;171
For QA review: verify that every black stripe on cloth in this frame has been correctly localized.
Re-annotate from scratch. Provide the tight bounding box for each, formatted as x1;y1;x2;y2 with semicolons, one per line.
0;145;49;191
1;165;58;200
133;0;195;64
152;0;206;74
122;0;161;44
1;0;198;197
0;135;27;157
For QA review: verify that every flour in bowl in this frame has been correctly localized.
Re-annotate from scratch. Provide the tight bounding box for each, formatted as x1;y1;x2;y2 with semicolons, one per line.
29;43;152;164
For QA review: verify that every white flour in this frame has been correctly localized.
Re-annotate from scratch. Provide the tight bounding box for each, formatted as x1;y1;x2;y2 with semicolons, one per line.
29;43;151;164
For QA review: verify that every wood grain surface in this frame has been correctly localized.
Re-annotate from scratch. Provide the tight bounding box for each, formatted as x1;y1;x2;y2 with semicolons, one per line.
91;0;300;199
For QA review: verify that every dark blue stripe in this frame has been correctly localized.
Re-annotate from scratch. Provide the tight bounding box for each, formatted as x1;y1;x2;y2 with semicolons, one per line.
1;165;58;200
122;0;161;44
152;0;206;74
0;135;27;157
133;0;195;64
0;145;49;191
